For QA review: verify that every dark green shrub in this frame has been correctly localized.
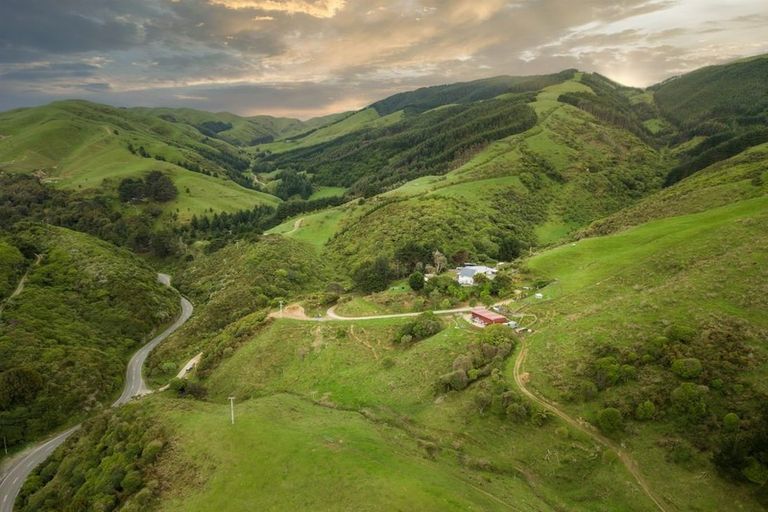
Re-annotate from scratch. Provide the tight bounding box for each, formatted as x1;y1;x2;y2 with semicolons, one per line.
671;357;703;379
597;407;624;433
635;400;656;421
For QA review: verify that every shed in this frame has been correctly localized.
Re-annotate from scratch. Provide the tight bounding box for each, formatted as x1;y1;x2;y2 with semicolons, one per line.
471;308;508;326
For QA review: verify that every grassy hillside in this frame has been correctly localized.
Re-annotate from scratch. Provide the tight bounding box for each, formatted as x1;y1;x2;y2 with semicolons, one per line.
0;225;179;450
520;192;768;510
0;101;280;221
133;107;311;147
275;74;667;270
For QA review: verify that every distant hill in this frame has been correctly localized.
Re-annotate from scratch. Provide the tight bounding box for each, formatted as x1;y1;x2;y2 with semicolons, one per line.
653;54;768;129
0;100;280;221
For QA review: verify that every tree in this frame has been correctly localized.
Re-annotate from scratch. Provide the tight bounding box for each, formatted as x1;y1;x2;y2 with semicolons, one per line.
395;241;431;272
433;250;447;274
597;407;624;433
408;271;425;291
671;357;703;379
275;170;312;200
670;383;709;422
118;178;145;203
144;171;178;202
497;237;524;261
352;257;392;293
479;324;517;347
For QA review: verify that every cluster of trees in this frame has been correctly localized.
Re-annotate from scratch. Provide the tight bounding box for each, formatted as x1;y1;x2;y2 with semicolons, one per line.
394;313;443;346
275;170;313;200
118;171;178;203
473;369;551;426
440;325;518;392
0;174;180;258
16;406;169;512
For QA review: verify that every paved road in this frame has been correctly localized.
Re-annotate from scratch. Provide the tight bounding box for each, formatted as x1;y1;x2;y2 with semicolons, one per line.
0;273;192;512
113;277;194;405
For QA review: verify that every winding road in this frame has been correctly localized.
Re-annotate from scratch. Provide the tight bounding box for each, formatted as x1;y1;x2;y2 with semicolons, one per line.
0;273;192;512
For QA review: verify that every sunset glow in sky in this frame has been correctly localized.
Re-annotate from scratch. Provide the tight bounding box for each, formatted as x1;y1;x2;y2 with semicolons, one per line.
1;0;767;118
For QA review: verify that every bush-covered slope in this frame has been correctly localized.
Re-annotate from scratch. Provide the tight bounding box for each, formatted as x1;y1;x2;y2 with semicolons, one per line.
0;225;179;448
583;141;768;237
653;54;768;129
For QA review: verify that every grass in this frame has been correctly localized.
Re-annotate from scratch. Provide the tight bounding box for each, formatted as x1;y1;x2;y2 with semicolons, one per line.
265;208;347;249
517;194;768;511
0;100;280;222
155;394;539;512
152;316;659;511
309;186;347;200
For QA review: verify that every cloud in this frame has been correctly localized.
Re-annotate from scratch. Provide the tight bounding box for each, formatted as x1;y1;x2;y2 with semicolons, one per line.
206;0;346;18
0;0;766;116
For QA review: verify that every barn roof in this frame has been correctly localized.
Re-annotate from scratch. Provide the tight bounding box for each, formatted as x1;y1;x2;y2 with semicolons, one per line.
471;308;507;322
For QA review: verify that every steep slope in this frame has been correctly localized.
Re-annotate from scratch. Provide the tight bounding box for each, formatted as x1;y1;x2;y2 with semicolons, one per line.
653;54;768;129
0;225;179;449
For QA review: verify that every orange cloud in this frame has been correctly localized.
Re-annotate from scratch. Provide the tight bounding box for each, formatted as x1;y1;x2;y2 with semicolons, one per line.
208;0;345;18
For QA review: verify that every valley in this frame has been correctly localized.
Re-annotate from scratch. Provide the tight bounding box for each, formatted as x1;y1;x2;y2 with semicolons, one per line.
1;53;767;511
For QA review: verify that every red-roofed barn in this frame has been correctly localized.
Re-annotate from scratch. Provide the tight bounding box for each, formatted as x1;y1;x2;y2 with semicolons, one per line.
471;308;507;326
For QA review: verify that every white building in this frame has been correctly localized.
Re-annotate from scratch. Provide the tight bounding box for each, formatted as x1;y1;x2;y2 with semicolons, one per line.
457;265;498;286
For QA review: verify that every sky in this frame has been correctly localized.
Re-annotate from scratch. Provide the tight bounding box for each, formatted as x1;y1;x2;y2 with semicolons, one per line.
1;0;767;118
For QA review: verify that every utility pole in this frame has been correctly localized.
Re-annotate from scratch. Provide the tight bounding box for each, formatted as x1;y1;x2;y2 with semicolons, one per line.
279;300;284;318
228;396;235;425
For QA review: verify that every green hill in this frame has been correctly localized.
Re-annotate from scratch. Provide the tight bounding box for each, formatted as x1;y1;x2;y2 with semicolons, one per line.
653;54;768;129
0;100;280;221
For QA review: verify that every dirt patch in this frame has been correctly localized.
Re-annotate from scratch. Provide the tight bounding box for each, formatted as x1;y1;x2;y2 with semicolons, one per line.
269;303;310;320
311;325;325;352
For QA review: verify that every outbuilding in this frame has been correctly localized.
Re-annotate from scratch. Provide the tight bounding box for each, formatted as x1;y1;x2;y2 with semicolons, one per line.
471;308;508;326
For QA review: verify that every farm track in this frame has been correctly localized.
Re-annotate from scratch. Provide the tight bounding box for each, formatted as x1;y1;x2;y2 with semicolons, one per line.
0;254;42;319
512;339;669;512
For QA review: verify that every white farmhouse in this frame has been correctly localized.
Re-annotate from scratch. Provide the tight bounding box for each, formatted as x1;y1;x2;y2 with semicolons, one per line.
457;265;498;286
